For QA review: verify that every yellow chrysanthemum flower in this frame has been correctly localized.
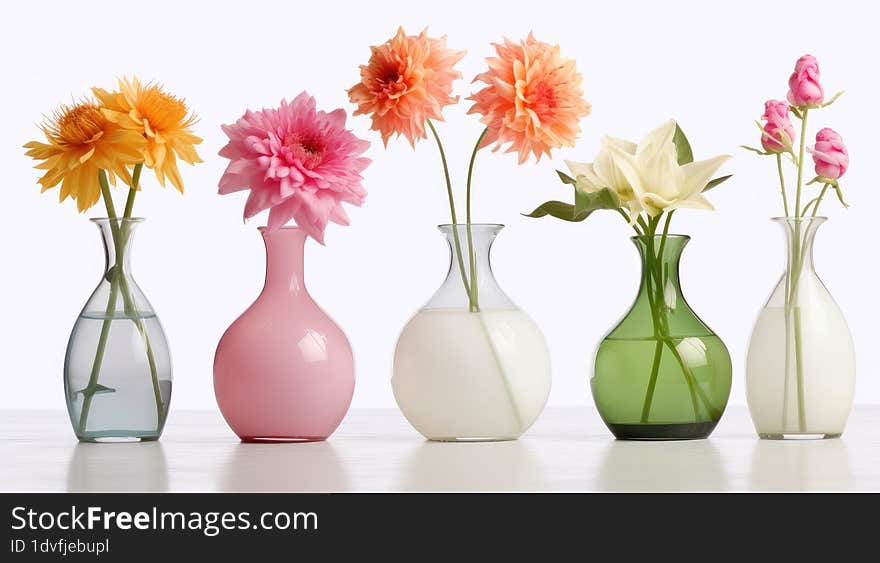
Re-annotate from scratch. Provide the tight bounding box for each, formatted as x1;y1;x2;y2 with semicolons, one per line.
93;77;203;193
24;102;146;212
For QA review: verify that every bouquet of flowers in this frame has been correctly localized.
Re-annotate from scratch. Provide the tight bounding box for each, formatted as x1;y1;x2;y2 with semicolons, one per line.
24;77;202;437
348;28;591;310
527;120;732;436
743;55;853;437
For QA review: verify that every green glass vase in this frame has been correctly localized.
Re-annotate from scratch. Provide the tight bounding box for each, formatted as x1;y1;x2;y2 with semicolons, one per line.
593;235;731;440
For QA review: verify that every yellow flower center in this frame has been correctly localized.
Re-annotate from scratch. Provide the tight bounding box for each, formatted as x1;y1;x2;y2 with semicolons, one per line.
55;104;106;144
137;86;188;132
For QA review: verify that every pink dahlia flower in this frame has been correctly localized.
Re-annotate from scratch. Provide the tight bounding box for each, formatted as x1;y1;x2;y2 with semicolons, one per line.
218;92;370;243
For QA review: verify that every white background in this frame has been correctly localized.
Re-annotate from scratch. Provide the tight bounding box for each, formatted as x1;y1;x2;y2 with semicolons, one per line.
1;0;876;412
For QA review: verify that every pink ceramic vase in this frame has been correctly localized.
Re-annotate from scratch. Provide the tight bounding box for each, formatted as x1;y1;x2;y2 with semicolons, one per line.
213;227;354;442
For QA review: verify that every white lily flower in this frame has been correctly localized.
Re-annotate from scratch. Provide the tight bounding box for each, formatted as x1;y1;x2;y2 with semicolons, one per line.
565;135;643;223
606;120;731;217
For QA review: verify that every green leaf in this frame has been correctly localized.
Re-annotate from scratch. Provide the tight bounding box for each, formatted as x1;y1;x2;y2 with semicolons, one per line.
741;145;769;156
523;201;582;222
832;183;850;208
77;383;116;397
702;174;733;192
790;106;803;120
524;188;620;223
575;186;620;217
556;170;577;185
673;123;694;165
820;91;844;108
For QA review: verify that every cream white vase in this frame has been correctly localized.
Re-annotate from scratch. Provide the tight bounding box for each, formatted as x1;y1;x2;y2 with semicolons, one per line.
746;217;855;439
392;224;551;441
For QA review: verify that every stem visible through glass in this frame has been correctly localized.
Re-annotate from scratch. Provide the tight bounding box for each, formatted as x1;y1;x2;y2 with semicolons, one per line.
464;128;488;312
783;108;811;434
77;166;165;436
426;119;475;311
639;212;720;424
78;171;122;435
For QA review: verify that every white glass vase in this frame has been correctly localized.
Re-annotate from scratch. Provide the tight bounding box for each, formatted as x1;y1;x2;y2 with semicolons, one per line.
392;224;551;441
746;217;855;439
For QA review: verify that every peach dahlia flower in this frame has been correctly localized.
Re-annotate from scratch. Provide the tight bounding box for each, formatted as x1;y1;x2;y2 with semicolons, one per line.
468;33;591;164
348;27;465;147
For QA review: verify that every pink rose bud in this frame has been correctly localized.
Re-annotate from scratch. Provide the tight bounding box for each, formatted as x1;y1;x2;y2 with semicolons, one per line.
787;54;824;107
760;100;795;153
810;128;849;180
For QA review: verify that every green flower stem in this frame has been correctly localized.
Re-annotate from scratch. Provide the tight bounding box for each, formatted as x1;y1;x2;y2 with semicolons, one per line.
78;172;122;435
116;272;164;428
78;168;165;436
122;289;165;427
640;220;665;423
120;164;165;430
777;154;790;217
795;109;809;217
781;240;793;430
809;184;831;218
793;305;807;431
616;209;643;235
640;260;666;423
639;212;716;423
785;108;810;433
119;164;141;317
78;268;120;435
662;337;721;419
464;128;488;312
123;164;142;219
476;312;523;433
427;119;475;311
785;229;807;433
642;231;701;421
775;183;829;433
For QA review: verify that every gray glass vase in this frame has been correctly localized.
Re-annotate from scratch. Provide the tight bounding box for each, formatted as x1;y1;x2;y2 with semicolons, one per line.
64;218;172;442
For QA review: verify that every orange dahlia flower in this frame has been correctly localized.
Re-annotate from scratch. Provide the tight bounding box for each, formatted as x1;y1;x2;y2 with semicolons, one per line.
468;33;591;164
93;77;202;193
348;27;465;147
24;102;146;212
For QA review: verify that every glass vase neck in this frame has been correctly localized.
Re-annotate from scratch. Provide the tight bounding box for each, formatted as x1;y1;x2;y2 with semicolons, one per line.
259;227;308;297
438;223;503;256
92;217;144;275
604;233;711;340
430;223;514;311
632;234;690;294
773;216;826;273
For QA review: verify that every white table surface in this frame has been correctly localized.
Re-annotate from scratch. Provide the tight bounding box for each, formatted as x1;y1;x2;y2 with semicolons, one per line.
2;407;877;492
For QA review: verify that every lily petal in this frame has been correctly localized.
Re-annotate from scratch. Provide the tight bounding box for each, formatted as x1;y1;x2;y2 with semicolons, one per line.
681;155;731;198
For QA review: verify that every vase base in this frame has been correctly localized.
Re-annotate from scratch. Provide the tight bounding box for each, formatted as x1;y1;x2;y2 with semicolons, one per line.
240;436;328;444
758;432;841;440
77;433;160;443
607;421;717;441
427;436;519;443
